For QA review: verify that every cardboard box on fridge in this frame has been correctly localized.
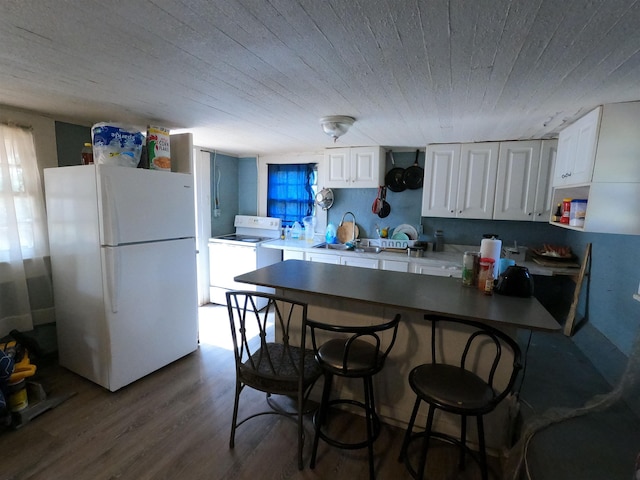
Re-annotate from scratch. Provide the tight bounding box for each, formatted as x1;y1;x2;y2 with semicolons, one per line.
147;126;171;171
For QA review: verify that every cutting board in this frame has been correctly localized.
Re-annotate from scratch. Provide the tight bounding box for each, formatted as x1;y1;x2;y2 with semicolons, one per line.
337;222;359;244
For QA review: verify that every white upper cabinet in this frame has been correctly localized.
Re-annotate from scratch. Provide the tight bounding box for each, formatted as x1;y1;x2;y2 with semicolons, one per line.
422;143;498;219
533;140;558;222
458;143;499;219
494;141;542;221
421;144;461;217
493;140;557;222
324;146;385;188
550;101;640;235
553;106;601;186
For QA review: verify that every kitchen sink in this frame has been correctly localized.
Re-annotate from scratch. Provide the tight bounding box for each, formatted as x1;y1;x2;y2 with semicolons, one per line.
313;243;382;254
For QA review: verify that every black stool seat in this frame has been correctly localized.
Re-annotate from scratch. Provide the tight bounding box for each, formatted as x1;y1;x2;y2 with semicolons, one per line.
308;315;401;480
410;364;495;413
399;314;522;480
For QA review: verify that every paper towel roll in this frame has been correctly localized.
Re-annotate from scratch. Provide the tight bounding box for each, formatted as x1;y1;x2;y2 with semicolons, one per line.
480;238;502;278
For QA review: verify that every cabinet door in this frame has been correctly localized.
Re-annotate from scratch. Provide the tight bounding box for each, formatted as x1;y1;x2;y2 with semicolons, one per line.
533;139;557;222
493;141;541;221
324;149;350;188
571;107;600;184
283;249;305;261
410;263;461;278
457;143;499;219
421;144;461;217
350;147;382;188
554;125;577;186
306;251;340;264
553;107;600;186
340;256;379;269
380;259;409;272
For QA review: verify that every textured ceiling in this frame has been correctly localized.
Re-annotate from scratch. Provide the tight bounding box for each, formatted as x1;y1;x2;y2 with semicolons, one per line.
1;0;639;156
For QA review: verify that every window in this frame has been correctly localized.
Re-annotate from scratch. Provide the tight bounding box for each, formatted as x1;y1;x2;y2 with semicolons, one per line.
0;125;49;262
266;163;317;227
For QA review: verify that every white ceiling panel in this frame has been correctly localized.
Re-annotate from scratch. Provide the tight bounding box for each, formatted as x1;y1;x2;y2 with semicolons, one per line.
1;0;639;156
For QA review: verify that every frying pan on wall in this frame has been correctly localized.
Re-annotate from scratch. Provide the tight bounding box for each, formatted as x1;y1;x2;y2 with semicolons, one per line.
403;149;423;189
385;150;406;192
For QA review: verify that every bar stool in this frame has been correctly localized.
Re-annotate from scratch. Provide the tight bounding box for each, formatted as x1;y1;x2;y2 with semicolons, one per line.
398;314;522;480
306;314;401;480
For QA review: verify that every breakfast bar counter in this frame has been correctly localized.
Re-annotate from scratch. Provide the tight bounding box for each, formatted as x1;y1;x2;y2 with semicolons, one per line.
235;260;560;332
235;260;561;451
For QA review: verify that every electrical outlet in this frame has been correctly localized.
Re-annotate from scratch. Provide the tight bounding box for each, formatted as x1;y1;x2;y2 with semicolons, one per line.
213;208;221;218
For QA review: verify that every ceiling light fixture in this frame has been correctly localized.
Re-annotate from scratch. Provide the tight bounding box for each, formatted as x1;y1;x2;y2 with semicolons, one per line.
320;115;355;142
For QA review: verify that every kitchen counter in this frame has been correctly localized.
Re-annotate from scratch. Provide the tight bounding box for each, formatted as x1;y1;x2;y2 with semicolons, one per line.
261;238;579;277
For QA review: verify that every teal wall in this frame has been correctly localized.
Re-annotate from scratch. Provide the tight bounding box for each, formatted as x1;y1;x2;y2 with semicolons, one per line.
55;121;91;166
209;151;239;237
238;157;258;215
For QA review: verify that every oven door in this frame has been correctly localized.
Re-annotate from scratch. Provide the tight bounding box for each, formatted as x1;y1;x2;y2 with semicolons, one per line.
209;242;257;303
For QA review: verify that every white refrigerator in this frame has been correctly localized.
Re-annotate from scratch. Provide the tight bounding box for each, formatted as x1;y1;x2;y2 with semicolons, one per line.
44;165;199;391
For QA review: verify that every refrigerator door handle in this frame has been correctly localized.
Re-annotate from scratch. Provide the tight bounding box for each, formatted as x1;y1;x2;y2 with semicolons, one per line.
101;174;119;245
104;247;120;313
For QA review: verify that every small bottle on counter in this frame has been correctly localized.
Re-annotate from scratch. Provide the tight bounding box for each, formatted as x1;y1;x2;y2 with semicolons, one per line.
478;257;495;291
81;142;94;165
484;267;495;295
433;230;444;252
553;203;562;222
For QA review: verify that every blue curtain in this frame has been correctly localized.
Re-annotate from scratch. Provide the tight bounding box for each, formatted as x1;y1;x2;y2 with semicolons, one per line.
267;164;316;227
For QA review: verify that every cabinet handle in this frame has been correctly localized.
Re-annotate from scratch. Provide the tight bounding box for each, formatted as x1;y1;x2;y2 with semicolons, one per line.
536;212;542;216
450;210;455;213
528;212;532;216
458;210;462;214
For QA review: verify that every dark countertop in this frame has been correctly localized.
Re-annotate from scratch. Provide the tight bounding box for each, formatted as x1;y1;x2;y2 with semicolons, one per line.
235;260;561;332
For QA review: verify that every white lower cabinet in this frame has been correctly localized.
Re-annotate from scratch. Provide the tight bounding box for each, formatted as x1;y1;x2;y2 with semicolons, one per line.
410;263;462;278
380;259;409;272
341;256;379;269
289;249;459;277
283;249;305;261
306;252;340;264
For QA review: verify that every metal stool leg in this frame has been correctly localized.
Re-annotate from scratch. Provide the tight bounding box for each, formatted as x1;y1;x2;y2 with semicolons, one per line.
310;372;333;468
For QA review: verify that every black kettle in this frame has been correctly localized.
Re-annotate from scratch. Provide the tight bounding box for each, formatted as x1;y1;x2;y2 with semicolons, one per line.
495;266;534;297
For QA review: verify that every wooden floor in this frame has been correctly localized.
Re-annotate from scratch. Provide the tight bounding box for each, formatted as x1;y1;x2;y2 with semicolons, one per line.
0;305;502;480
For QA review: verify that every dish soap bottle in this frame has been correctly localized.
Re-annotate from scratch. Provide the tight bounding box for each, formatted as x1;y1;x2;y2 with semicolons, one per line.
325;223;337;244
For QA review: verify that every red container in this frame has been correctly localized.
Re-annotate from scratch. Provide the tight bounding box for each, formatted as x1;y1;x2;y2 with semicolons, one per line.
560;198;571;224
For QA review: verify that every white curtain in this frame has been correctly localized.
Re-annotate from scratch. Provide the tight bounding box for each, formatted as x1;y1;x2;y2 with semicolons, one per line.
0;124;54;338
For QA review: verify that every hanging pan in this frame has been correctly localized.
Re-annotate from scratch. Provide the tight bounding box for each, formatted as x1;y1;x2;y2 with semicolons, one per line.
403;149;424;189
371;186;383;214
378;186;391;218
385;150;406;192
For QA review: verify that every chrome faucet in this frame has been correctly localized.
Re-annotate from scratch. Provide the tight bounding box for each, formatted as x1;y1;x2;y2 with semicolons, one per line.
340;211;357;244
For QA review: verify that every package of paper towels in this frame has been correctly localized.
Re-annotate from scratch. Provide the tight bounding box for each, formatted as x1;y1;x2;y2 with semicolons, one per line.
480;237;502;278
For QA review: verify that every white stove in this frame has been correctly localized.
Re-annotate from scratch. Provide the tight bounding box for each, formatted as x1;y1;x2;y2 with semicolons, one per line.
208;215;282;306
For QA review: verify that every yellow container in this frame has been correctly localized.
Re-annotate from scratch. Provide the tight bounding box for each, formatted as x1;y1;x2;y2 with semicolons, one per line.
8;378;28;412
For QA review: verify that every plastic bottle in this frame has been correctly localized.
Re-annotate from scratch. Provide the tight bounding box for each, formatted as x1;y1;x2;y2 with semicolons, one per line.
81;142;94;165
433;230;444;252
325;223;337;244
290;221;302;239
484;267;495;295
553;203;562;222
